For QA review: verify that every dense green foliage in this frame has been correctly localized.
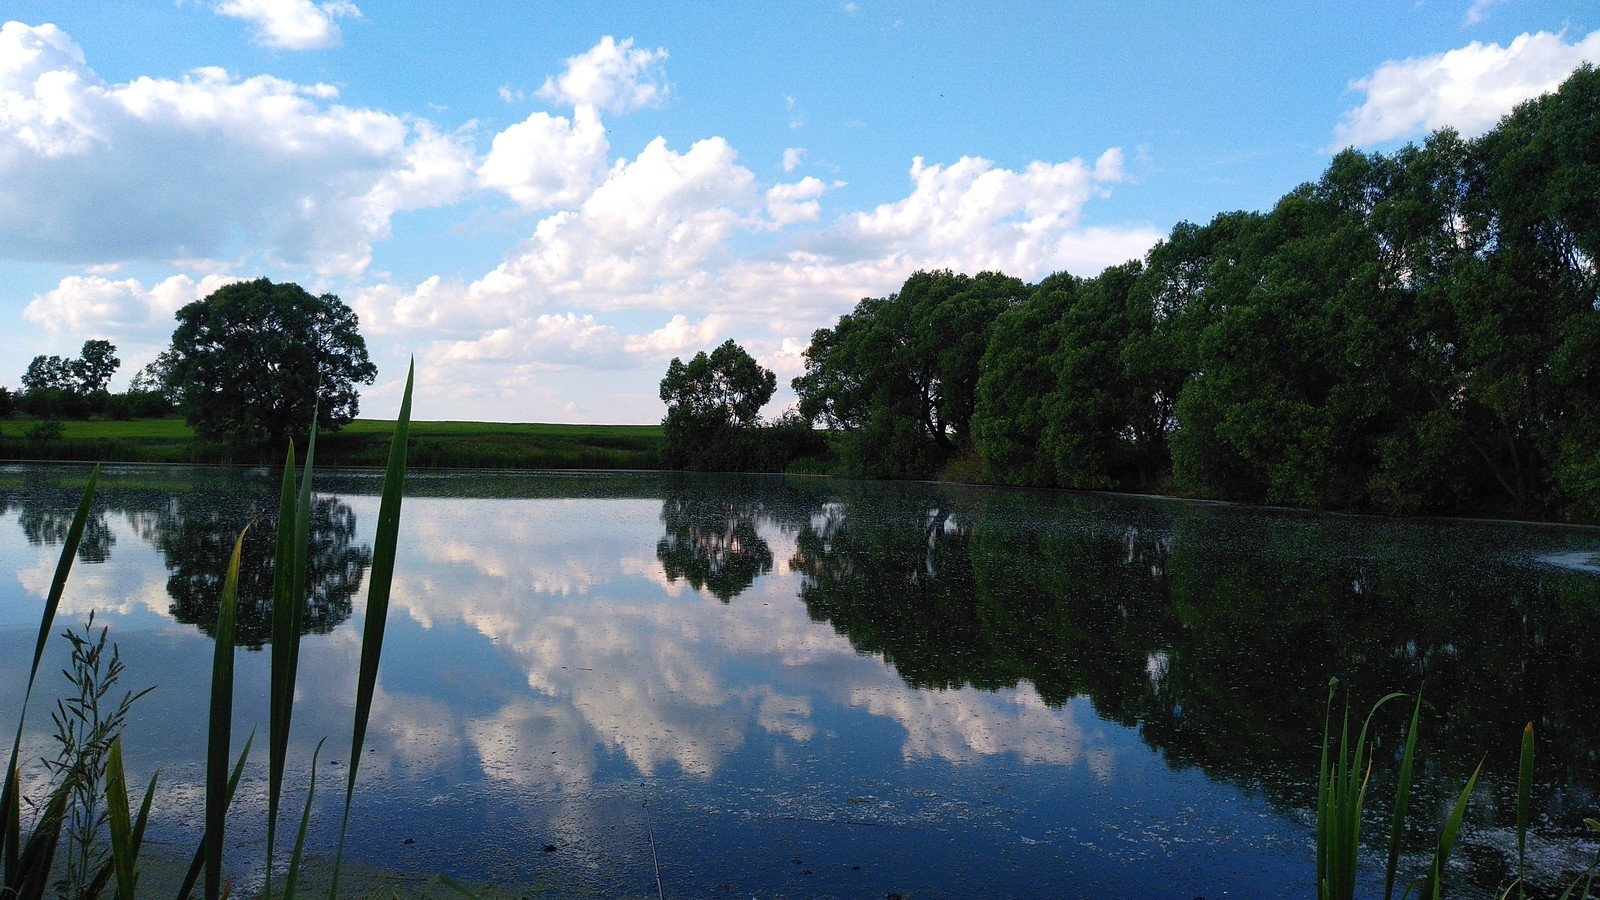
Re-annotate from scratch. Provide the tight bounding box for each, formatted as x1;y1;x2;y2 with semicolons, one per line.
660;339;775;468
659;339;824;471
794;270;1026;478
168;278;377;449
794;65;1600;519
9;340;171;421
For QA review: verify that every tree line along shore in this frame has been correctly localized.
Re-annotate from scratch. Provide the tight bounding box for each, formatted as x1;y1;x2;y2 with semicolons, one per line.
6;66;1598;522
661;65;1600;523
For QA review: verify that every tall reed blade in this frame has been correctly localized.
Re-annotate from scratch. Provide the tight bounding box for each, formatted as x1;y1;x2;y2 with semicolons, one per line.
177;734;253;900
1420;757;1483;899
105;737;138;899
205;527;248;900
1317;679;1405;900
12;786;69;900
266;441;298;899
1318;678;1336;897
1;465;98;877
267;421;319;898
1516;722;1534;896
283;737;327;900
330;360;412;899
1384;694;1424;900
129;770;157;890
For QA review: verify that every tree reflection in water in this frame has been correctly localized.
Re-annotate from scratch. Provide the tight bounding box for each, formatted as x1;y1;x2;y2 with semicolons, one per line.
136;494;371;648
656;487;775;602
9;490;117;564
784;482;1600;835
3;471;372;647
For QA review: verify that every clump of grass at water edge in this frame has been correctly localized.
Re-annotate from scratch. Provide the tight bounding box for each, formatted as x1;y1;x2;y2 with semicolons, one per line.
1317;677;1599;899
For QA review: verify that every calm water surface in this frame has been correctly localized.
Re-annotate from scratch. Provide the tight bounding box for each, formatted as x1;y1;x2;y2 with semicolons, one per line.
2;464;1598;897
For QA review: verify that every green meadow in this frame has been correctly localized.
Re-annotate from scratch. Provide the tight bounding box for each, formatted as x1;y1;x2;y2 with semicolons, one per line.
0;417;667;470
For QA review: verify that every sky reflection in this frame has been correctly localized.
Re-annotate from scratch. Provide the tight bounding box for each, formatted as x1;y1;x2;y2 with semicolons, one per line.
4;465;1597;895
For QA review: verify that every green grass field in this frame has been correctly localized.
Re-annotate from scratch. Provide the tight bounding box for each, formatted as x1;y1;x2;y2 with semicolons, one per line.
0;417;667;470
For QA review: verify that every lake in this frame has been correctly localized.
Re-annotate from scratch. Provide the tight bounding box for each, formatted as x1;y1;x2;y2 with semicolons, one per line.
2;463;1598;897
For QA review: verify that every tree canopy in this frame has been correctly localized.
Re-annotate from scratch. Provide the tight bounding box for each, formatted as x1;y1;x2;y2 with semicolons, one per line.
793;269;1024;478
790;65;1600;520
659;339;778;470
21;340;121;395
167;278;376;447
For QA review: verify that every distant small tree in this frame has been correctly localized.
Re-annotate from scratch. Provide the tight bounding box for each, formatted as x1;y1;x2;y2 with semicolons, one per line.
128;349;181;413
659;339;777;470
70;340;120;393
21;355;73;393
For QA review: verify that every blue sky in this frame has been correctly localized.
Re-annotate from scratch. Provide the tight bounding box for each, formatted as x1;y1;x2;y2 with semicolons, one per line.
2;1;1596;423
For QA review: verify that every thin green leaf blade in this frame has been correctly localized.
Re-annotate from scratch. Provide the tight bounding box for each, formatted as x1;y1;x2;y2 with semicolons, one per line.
205;527;248;900
14;785;70;900
331;360;411;900
106;737;138;900
1422;757;1484;899
267;441;298;899
2;465;98;875
1517;721;1534;891
1385;694;1424;900
130;770;158;872
284;737;328;900
177;732;252;900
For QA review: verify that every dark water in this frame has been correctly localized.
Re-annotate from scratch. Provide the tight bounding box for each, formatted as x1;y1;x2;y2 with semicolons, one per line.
1;464;1598;897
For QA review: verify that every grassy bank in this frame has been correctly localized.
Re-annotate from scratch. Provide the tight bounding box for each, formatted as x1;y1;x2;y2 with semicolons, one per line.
0;417;666;470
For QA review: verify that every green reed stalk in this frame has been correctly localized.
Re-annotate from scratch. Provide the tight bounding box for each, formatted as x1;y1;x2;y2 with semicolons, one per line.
104;734;158;900
1383;694;1424;900
176;733;252;900
204;527;247;900
283;737;326;900
267;424;316;899
1516;722;1534;897
1317;678;1406;900
330;360;413;899
1418;758;1483;899
13;786;69;900
1;468;99;900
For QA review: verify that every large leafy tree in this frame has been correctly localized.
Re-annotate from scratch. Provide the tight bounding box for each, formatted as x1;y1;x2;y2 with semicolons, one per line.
794;270;1023;477
659;339;777;470
1038;261;1146;489
973;272;1082;486
1457;64;1600;516
167;279;377;447
71;340;120;393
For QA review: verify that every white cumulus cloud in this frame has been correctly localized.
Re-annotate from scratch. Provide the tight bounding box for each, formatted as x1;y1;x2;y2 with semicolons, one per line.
1332;29;1600;148
822;148;1147;274
23;273;242;336
0;21;474;276
536;36;669;114
765;177;828;225
622;314;728;356
477;105;609;211
359;140;1159;421
214;0;361;51
781;147;806;172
